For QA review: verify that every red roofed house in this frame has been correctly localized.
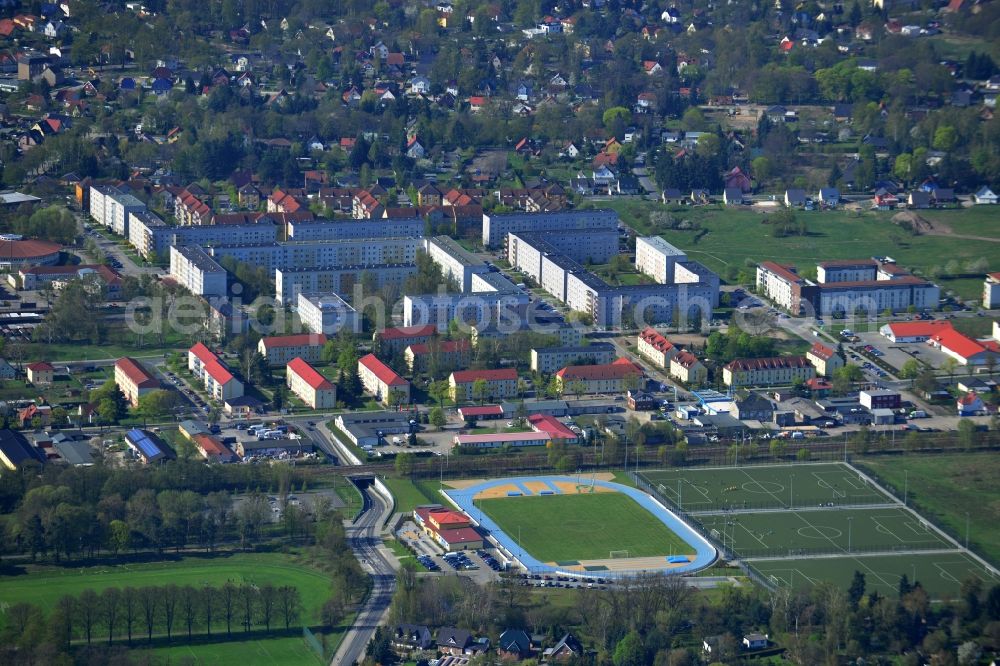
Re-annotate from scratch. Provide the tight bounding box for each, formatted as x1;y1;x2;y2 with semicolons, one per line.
114;357;159;407
554;357;643;395
257;333;328;366
267;189;303;214
958;391;985;416
286;357;336;409
636;327;677;368
468;96;487;112
375;324;437;355
414;506;483;551
457;405;504;421
404;339;471;373
26;361;54;385
670;350;707;385
528;413;579;444
192;433;237;463
449;368;518;403
188;343;244;401
806;342;844;377
358;354;411;405
723;356;815;388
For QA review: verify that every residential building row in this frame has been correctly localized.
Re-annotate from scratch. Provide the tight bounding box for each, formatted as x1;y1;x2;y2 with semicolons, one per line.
635;327;707;385
529;342;617;374
257;333;327;366
187;342;244;401
482;209;619;248
276;262;416;304
507;232;719;328
553;357;644;394
286;357;337;409
169;245;227;297
89;185;147;236
296;292;360;335
205;235;421;273
114;357;159;407
449;368;518;402
358;353;411;405
404;339;471;373
722;356;815;388
756;258;939;316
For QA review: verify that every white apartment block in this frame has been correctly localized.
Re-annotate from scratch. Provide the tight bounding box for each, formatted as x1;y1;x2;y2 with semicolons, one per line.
128;210;172;259
207;236;421;272
424;235;489;292
287;218;424;240
358;353;411;404
635;236;687;284
756;262;805;312
188;343;244;401
816;260;878;284
482;209;618;247
296;292;360;335
170;245;227;297
984;273;1000;309
89;185;146;236
275;263;417;303
530;343;616;374
402;291;529;332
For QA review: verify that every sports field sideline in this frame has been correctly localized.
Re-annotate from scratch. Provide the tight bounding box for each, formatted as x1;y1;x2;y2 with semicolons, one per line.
638;463;892;512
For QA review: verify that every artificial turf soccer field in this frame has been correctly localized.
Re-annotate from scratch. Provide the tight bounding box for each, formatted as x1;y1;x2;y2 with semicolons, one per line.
638;463;892;511
693;507;951;558
749;551;999;600
474;491;695;563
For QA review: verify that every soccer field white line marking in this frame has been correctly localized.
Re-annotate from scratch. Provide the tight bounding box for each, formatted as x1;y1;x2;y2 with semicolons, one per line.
736;521;770;549
738;468;787;507
813;472;847;499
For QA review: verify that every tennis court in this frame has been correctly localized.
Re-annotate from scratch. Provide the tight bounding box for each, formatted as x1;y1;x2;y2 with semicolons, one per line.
749;551;999;600
693;506;952;558
639;463;892;512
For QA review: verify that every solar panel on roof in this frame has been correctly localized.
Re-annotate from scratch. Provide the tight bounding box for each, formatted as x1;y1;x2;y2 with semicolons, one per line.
127;429;163;459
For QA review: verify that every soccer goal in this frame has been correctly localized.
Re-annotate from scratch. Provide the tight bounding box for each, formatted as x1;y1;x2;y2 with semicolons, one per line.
610;550;631;559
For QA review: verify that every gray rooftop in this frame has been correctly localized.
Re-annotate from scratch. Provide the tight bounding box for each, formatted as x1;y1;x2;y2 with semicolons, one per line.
173;245;226;273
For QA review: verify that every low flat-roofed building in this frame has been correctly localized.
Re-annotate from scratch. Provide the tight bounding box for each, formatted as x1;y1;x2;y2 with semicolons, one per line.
453;431;552;448
334;410;412;447
235;437;314;459
125;428;173;464
414;505;483;551
457;405;504;421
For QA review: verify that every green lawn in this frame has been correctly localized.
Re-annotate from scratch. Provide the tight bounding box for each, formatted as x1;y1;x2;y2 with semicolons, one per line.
139;634;325;665
0;552;331;621
858;453;1000;566
475;491;695;562
382;476;441;513
581;201;1000;300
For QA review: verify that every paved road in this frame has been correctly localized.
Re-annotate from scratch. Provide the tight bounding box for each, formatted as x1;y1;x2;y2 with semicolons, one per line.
330;487;396;666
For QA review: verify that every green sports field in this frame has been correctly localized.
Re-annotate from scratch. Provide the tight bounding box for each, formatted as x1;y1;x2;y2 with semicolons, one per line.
474;491;694;562
750;551;999;600
639;463;892;512
139;635;323;665
693;507;951;558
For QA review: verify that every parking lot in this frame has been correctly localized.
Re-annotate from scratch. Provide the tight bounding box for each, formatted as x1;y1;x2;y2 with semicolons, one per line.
854;331;955;374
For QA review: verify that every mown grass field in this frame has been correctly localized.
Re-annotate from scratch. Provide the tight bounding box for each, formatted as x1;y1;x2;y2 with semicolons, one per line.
0;551;344;664
475;491;694;562
858;453;1000;566
582;200;1000;300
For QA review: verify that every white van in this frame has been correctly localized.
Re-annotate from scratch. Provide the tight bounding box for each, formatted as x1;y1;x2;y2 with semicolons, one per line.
909;410;927;419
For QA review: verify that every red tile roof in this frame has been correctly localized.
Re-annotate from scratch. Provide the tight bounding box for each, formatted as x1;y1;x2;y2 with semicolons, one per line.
672;350;701;369
528;414;577;440
286;357;334;390
26;361;53;371
639;327;674;354
115;357;158;389
457;405;503;417
406;339;470;355
884;320;952;338
192;433;234;459
189;343;236;385
451;368;518;383
0;239;62;259
261;333;328;349
555;358;642;381
930;328;996;360
359;353;408;386
379;324;437;340
758;261;803;284
808;342;836;361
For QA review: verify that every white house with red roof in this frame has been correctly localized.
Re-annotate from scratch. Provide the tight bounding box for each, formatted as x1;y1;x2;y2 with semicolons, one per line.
636;327;677;368
806;342;844;377
25;361;54;385
257;333;327;366
286;357;336;409
449;368;518;403
554;358;643;395
879;320;953;343
188;343;243;401
527;413;579;444
114;357;159;407
670;350;707;385
722;356;815;388
375;324;437;355
358;353;410;405
928;327;1000;366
